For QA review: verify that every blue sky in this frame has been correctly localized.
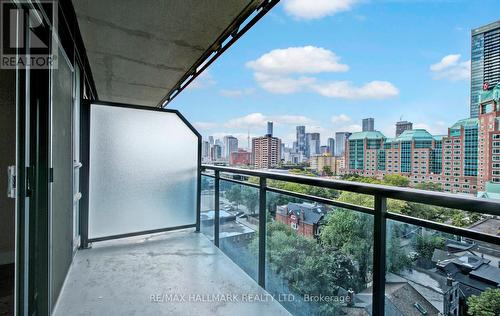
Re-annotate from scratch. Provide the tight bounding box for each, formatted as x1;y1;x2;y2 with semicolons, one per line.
171;0;500;148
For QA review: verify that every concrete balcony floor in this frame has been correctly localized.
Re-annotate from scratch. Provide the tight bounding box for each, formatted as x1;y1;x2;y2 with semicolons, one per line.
53;229;290;316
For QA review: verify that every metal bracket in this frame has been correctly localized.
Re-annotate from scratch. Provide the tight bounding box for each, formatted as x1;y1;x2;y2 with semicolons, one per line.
7;165;16;198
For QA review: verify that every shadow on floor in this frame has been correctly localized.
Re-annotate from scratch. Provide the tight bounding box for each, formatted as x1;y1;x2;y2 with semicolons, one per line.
0;263;14;316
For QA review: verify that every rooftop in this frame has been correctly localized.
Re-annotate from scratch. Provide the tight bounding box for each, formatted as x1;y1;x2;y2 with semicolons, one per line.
348;131;386;140
450;118;479;130
282;202;330;225
472;20;500;35
396;129;434;142
467;216;500;236
479;83;500;104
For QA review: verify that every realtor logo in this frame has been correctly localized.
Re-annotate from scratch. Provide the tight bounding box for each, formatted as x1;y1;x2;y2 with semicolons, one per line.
1;0;57;69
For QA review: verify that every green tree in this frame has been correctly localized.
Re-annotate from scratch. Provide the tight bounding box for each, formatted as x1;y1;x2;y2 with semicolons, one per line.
383;174;410;187
320;210;373;289
257;221;359;315
241;186;258;214
467;288;500;316
336;191;406;212
416;234;445;260
387;223;412;273
322;165;333;176
225;185;242;210
414;182;443;192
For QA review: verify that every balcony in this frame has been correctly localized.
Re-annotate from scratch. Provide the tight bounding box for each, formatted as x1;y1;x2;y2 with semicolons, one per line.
5;1;500;316
49;160;500;316
53;229;289;316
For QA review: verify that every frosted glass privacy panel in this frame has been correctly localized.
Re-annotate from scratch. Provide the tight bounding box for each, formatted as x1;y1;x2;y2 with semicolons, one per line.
89;104;199;238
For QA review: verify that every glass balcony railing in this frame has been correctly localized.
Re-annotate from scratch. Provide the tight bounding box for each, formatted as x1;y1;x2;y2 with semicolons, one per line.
201;164;500;316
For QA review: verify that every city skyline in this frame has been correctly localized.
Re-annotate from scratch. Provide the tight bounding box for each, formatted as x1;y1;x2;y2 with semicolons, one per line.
171;0;500;149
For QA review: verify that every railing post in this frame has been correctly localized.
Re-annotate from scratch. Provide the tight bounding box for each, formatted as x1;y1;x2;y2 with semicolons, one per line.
373;195;387;315
195;165;202;233
258;177;267;288
214;170;220;247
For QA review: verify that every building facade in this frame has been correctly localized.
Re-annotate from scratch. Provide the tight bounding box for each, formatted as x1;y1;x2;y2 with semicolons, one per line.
395;120;413;137
306;132;320;157
477;86;500;190
296;126;306;156
267;121;273;136
327;137;335;156
342;85;500;195
471;21;500;118
229;149;251;166
223;135;238;160
276;203;329;238
362;118;375;132
309;154;340;175
211;144;223;161
335;132;351;157
252;135;282;169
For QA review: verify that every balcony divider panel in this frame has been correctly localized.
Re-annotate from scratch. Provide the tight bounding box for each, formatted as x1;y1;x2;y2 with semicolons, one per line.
85;101;200;242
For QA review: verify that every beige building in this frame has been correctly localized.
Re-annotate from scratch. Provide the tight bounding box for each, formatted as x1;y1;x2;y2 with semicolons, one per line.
252;136;281;169
309;154;343;175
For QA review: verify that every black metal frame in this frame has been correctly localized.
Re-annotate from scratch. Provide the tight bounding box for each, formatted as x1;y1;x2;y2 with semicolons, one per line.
159;0;280;107
79;100;202;246
201;164;500;315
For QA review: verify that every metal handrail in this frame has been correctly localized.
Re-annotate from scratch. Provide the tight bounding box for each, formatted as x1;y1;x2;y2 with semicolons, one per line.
201;164;500;316
202;164;500;216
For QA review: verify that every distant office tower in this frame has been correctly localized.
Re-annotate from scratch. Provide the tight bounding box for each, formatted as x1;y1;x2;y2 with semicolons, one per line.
208;136;214;145
327;138;335;155
267;121;273;136
471;21;500;118
223;135;238;160
252;135;282;169
202;141;210;159
362;118;375;132
211;144;222;161
281;143;285;160
335;132;351;157
306;133;320;157
296;126;306;155
320;146;329;154
396;120;413;137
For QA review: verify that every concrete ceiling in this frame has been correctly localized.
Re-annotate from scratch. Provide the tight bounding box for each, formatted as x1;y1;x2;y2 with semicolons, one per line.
72;0;263;107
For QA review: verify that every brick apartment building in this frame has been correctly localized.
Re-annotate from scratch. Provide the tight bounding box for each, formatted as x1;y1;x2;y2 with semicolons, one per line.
252;135;281;169
275;202;329;238
229;149;251;166
342;83;500;195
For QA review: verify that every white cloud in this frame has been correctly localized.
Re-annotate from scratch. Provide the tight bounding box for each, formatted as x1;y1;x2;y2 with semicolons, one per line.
246;46;398;99
413;121;447;135
246;46;348;75
283;0;360;20
312;81;399;99
219;88;255;98
224;113;267;129
224;112;315;129
276;115;316;125
254;73;315;94
187;71;216;89
331;114;352;123
430;54;470;81
193;122;217;130
430;54;460;71
330;114;362;132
